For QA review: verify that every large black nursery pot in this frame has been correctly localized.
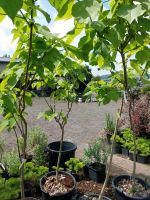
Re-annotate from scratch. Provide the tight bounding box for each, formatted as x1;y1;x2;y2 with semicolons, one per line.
20;198;38;200
136;154;149;164
40;171;76;200
112;175;150;200
48;141;77;170
83;194;112;200
88;162;106;183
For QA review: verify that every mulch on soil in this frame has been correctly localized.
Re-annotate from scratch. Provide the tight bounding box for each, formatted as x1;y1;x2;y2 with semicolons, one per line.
76;179;115;200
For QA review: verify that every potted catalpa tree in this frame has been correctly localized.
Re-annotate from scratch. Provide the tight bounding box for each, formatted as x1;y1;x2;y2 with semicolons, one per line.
0;0;40;199
38;61;88;199
32;17;89;199
61;0;150;200
0;0;78;199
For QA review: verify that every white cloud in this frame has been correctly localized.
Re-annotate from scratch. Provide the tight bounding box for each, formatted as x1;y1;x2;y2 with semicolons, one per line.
0;17;17;57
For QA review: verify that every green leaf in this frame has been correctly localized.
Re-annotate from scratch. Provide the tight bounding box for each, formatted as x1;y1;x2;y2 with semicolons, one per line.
38;111;58;121
56;0;74;20
117;4;146;24
25;92;32;106
130;60;143;75
48;0;68;12
36;6;51;23
2;95;15;113
98;55;104;67
72;0;100;21
66;22;84;44
136;48;150;64
8;74;18;89
91;21;105;34
37;25;59;40
0;0;23;21
0;7;6;22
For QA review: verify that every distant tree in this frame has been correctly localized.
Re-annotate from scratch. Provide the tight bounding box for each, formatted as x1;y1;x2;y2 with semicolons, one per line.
2;54;11;58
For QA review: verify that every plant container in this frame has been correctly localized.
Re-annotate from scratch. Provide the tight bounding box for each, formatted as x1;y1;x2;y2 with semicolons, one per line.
86;194;112;200
113;143;122;154
121;147;129;157
129;152;136;161
88;162;106;183
20;198;37;200
83;164;89;177
40;171;76;200
112;175;150;200
137;154;149;164
48;141;77;170
106;133;112;145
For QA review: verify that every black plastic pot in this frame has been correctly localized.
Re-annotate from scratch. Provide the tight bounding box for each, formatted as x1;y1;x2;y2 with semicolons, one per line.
83;164;89;177
113;143;122;154
122;147;129;157
88;162;106;183
112;175;150;200
129;152;136;161
106;134;112;145
137;154;149;164
87;194;112;200
19;198;37;200
48;141;77;170
1;170;9;179
40;171;76;200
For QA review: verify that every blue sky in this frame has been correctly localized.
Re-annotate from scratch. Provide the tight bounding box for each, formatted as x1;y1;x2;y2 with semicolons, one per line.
0;0;111;76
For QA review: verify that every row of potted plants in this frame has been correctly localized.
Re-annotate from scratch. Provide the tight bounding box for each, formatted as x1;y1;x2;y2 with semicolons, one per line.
112;128;150;164
0;134;112;200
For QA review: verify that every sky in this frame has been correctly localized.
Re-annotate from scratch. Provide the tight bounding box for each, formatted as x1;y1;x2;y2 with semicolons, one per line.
0;0;111;76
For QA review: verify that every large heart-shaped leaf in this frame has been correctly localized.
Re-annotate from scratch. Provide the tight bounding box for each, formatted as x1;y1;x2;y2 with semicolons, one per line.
0;0;23;21
117;4;146;24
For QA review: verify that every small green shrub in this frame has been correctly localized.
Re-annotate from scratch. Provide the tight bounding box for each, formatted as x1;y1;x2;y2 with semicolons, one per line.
65;158;85;173
111;134;124;144
28;126;48;148
0;162;48;200
24;162;48;185
137;138;150;156
28;126;48;166
121;128;134;150
2;150;20;176
82;137;110;165
0;177;20;200
105;113;115;133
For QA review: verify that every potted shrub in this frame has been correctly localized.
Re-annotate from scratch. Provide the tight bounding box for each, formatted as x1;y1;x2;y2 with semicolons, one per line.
111;134;123;154
121;128;134;157
82;137;110;183
38;83;78;199
112;175;150;200
65;157;85;181
38;48;87;198
104;113;116;144
136;138;150;164
28;126;48;166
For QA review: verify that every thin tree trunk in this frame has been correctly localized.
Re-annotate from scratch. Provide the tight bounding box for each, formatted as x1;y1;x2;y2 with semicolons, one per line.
98;97;124;200
56;126;65;180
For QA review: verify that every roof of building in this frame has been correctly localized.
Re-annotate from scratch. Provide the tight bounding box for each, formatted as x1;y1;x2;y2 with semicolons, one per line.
0;57;11;63
0;57;20;63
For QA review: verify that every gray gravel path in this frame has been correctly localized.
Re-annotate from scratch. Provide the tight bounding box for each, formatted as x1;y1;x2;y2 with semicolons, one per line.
2;97;119;156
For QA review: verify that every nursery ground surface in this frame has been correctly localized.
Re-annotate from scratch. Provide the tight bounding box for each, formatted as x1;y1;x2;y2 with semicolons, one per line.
2;97;119;156
1;97;150;179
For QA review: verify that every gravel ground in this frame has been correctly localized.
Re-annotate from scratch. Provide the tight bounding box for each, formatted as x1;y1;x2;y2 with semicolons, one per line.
2;97;120;157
